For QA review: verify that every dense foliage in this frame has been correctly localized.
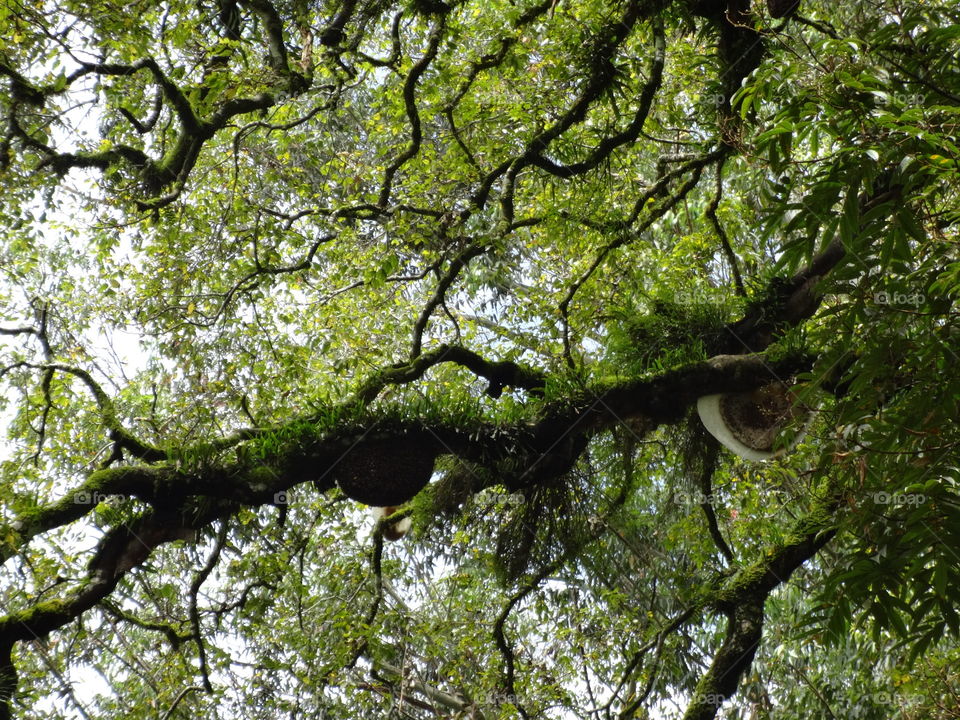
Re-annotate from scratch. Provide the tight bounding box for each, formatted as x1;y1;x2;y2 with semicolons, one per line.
1;0;959;718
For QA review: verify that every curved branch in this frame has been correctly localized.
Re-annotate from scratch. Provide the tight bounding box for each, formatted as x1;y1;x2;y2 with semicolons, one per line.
706;159;746;297
189;520;229;692
682;500;837;720
23;40;304;203
560;148;726;365
0;503;227;718
410;244;486;358
717;176;901;355
525;16;667;179
493;564;551;719
159;687;202;720
87;58;201;132
239;0;308;92
319;0;359;46
442;0;554;115
696;442;735;563
515;0;656;177
355;342;545;406
189;232;337;327
100;601;192;649
7;362;165;463
378;18;447;207
614;607;698;717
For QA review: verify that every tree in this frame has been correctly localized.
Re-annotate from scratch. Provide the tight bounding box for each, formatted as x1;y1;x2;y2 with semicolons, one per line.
1;0;958;717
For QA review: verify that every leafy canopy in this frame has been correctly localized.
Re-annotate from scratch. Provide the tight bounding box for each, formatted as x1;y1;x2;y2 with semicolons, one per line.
1;0;959;719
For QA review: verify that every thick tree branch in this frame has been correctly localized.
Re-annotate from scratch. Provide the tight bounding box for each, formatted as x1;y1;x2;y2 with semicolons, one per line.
240;0;299;81
681;499;837;720
5;352;803;564
15;31;307;206
0;326;38;336
0;503;227;719
0;347;813;718
319;0;360;47
717;177;902;355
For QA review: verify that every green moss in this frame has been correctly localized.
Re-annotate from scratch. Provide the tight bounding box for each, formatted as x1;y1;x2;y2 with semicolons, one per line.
715;562;768;604
604;297;728;376
244;419;323;465
714;494;836;605
2;596;73;633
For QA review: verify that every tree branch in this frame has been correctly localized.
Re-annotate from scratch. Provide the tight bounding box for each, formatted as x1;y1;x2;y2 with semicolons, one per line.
355;342;546;405
706;158;746;297
410;245;487;358
4;362;166;463
378;17;446;207
524;16;667;179
682;497;838;720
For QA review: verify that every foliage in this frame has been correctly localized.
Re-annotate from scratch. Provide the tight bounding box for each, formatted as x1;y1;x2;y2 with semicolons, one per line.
1;0;959;719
